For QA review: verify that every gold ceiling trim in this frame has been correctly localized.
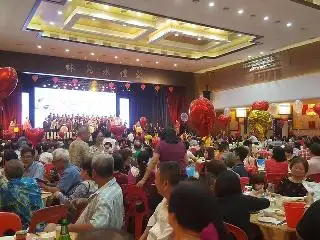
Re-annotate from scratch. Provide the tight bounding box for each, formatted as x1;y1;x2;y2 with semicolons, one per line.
196;37;320;73
24;0;261;60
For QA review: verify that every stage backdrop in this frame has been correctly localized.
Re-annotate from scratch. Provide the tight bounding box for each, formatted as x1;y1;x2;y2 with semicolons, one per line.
20;73;186;128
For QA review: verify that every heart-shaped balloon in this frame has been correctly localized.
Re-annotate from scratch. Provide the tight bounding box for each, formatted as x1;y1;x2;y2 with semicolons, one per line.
25;128;45;147
32;75;39;82
0;67;18;101
139;117;148;128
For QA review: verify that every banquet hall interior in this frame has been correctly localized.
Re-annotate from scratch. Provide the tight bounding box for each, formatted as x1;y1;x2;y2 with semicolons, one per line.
1;0;320;240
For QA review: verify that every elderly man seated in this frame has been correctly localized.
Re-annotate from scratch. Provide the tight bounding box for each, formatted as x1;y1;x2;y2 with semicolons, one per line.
46;154;124;233
43;148;81;196
0;160;43;229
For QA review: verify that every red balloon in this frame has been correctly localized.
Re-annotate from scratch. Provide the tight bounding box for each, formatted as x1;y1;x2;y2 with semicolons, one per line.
188;97;216;137
0;67;18;101
218;114;231;127
139;117;148;128
110;124;125;137
25;128;45;147
252;101;269;111
314;103;320;116
58;131;66;139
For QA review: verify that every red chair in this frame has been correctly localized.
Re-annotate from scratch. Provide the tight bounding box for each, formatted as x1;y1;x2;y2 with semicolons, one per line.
265;173;286;190
308;173;320;183
28;205;68;233
0;212;22;236
240;177;250;191
225;223;248;240
122;184;149;240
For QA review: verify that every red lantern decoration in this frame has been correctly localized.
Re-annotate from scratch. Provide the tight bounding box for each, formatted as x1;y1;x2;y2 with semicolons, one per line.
139;117;148;128
168;86;174;93
0;67;18;101
188;97;216;137
32;75;39;82
141;84;146;90
2;130;14;140
125;82;131;90
25;128;45;147
252;101;269;111
108;82;115;89
218;114;231;127
314;103;320;116
71;79;78;87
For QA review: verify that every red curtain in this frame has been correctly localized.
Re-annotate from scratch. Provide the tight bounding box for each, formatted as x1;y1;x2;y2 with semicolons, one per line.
0;83;21;130
167;89;186;124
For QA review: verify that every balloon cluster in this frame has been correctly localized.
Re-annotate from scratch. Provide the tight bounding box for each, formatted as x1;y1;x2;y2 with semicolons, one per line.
218;114;231;127
248;101;272;141
139;117;147;128
110;124;126;139
25;128;45;147
188;97;216;137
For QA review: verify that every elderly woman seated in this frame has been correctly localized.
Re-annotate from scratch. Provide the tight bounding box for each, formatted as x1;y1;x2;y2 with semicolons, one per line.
0;160;43;229
53;156;98;204
42;148;82;198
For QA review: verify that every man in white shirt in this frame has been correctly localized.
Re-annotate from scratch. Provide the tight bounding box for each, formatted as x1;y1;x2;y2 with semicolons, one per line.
307;143;320;176
139;162;181;240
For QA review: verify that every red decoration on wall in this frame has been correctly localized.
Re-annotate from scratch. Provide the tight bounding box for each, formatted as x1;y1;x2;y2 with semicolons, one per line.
302;104;308;115
0;67;18;101
188;97;216;137
252;101;269;111
52;77;59;84
125;82;131;90
71;79;78;87
108;82;115;89
141;84;146;90
155;85;160;92
168;86;174;93
32;75;39;82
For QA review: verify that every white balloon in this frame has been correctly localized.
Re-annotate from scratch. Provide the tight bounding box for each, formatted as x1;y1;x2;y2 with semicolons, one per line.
224;108;231;117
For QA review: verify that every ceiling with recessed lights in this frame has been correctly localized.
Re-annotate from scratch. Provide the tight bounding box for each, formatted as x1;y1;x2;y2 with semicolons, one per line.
24;0;258;60
0;0;319;73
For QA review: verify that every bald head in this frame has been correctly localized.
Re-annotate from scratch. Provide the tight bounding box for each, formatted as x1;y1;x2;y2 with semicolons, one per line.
5;160;24;180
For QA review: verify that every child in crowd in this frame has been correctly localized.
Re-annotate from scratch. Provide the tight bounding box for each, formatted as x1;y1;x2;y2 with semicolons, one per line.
249;174;266;196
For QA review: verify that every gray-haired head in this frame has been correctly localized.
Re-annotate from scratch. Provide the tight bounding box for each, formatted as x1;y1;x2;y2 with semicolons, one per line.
92;154;114;178
5;159;24;180
52;148;70;163
221;151;237;168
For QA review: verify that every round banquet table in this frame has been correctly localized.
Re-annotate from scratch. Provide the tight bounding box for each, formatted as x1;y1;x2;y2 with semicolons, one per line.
250;213;297;240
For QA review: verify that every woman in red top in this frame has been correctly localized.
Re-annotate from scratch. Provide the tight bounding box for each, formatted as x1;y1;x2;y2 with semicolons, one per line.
137;128;187;187
265;146;288;176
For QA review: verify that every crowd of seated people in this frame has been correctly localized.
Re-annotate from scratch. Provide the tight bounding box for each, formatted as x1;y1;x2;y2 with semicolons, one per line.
2;128;320;239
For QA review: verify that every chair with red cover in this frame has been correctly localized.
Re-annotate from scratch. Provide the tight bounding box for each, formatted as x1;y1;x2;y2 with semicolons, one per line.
240;177;250;192
225;223;248;240
0;212;22;236
308;173;320;183
265;173;286;190
122;184;149;240
28;205;68;233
